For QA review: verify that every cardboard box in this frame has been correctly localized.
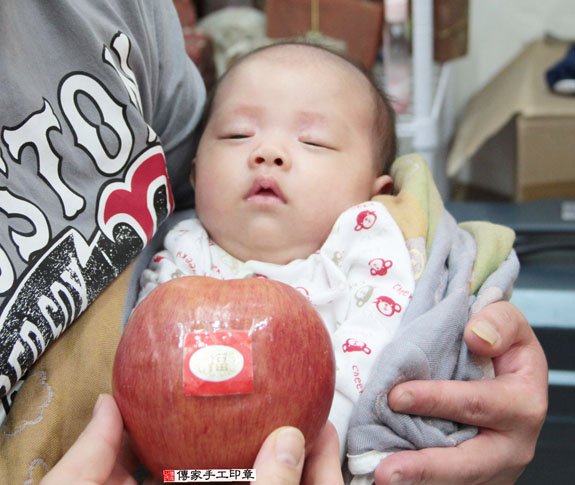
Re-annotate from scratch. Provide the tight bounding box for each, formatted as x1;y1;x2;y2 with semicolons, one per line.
266;0;383;69
447;38;575;202
433;0;469;62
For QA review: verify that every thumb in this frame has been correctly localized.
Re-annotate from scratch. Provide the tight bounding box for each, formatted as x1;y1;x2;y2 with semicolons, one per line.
251;427;305;485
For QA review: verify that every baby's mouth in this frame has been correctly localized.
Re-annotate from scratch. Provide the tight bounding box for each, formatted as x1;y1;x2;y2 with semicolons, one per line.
245;176;286;204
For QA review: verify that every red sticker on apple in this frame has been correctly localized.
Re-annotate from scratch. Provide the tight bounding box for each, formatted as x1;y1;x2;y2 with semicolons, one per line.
183;331;254;396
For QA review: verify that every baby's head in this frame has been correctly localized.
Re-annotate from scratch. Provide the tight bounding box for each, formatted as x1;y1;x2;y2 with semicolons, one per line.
198;42;397;175
192;42;398;264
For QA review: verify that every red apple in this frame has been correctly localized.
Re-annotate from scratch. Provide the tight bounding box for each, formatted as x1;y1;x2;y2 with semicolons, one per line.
112;276;335;478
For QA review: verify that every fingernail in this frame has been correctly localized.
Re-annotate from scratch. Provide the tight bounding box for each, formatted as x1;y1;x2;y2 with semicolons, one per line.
93;394;105;415
471;320;500;345
275;427;305;467
392;389;415;412
390;471;412;484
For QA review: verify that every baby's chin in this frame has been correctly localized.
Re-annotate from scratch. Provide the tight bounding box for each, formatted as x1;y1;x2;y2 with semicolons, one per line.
218;238;322;266
204;215;331;265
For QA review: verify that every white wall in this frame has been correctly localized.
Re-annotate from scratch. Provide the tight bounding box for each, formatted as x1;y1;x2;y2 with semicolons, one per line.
450;0;575;121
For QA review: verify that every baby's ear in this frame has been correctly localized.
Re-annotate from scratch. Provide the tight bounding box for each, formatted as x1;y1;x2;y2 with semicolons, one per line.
373;174;394;196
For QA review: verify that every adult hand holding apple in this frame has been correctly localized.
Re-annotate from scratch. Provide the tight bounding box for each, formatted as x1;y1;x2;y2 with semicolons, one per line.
40;394;344;485
113;276;336;479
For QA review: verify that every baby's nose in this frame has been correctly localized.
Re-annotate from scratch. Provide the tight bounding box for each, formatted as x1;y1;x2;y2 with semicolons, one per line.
254;154;284;166
249;144;290;169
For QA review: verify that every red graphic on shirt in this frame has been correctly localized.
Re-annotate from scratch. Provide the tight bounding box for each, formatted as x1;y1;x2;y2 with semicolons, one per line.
374;295;402;317
369;258;393;276
211;265;223;278
342;338;372;354
176;251;196;272
355;210;377;231
99;146;174;245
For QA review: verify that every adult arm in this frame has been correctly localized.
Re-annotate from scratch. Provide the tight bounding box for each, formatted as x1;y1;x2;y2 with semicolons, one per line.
374;301;548;484
40;394;343;485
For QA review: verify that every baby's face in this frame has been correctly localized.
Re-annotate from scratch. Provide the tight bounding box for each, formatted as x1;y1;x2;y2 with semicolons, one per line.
193;45;391;264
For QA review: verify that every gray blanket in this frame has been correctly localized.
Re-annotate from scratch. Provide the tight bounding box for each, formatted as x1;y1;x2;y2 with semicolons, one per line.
346;208;519;483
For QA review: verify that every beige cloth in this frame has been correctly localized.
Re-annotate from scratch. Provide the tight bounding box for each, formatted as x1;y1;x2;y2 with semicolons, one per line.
0;263;131;484
447;37;575;177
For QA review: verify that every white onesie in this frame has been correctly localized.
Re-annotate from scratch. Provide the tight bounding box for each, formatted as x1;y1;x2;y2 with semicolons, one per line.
139;201;415;456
